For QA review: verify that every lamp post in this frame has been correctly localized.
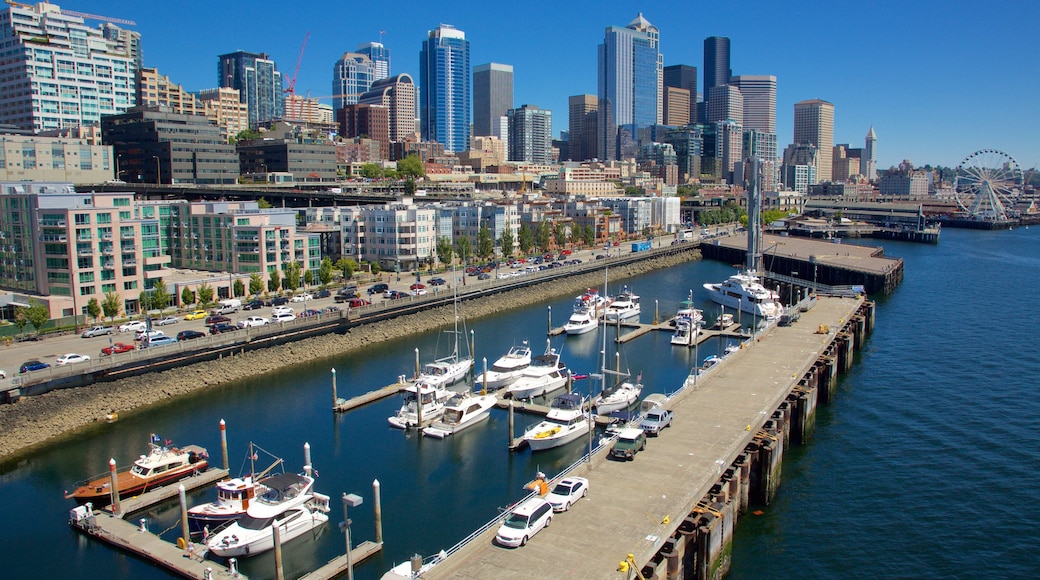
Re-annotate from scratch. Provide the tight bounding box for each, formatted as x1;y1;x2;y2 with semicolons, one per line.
152;156;161;185
342;493;363;580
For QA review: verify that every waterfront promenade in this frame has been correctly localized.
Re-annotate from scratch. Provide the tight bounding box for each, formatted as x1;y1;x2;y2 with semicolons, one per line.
424;295;864;579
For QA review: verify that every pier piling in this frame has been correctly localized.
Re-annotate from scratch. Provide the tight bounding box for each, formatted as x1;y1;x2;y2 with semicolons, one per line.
219;419;229;471
373;479;383;544
273;522;284;580
108;458;121;517
178;484;189;551
331;368;338;408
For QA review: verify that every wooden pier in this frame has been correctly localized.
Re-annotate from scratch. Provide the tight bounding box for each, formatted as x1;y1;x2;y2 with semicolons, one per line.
299;540;383;580
334;380;410;413
109;468;230;517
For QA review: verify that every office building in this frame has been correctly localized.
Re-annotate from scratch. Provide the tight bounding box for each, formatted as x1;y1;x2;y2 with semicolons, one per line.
198;87;249;142
730;75;776;133
218;51;285;128
832;144;861;182
0;2;136;132
664;125;703;181
420;24;471;153
865;126;878;181
703;36;731;93
568;95;598;162
597;13;662;160
506;105;552;164
473;63;514;137
357;41;391;81
137;67;202;115
339;104;390;160
663;64;697;123
714;120;743;183
663;87;691;126
237;124;338;182
0;132;112;184
707;84;743;125
358;74;418;142
332;52;375;111
793;99;835;182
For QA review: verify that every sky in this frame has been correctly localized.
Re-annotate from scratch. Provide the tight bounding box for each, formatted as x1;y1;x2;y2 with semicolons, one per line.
73;0;1040;170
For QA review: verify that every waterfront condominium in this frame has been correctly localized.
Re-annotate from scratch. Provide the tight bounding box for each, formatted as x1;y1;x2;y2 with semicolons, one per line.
473;63;514;138
730;75;777;134
0;2;137;132
703;36;731;94
597;13;663;160
420;24;471;153
793;99;835;182
506;104;552;164
332;52;376;111
357;41;391;81
218;51;284;129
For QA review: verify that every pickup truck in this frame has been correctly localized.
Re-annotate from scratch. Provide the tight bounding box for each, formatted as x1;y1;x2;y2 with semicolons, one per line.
81;325;115;338
639;408;674;436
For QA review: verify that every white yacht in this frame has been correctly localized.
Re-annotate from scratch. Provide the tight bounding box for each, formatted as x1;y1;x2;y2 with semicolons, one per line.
421;392;498;438
671;318;697;347
562;309;597;335
388;381;454;429
703;272;784;320
188;443;283;533
593;379;643;415
206;471;330;558
675;290;704;327
523;393;591;451
604;287;641;322
505;341;569;400
478;342;532;390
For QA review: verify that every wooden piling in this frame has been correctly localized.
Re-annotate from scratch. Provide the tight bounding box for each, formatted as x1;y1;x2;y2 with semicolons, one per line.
220;418;229;471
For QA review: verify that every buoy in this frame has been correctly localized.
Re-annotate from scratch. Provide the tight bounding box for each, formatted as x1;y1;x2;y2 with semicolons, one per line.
176;537;187;549
105;411;119;423
753;510;765;516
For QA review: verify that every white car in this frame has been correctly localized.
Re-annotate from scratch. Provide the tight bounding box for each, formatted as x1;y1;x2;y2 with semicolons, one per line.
238;316;270;328
272;306;294;317
543;477;589;512
410;288;427;296
494;497;553;548
55;353;91;366
0;369;8;379
154;315;180;326
135;330;166;342
290;293;313;303
272;312;295;323
118;320;146;333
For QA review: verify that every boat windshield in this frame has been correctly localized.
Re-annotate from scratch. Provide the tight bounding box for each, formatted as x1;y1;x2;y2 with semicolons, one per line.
130;465;150;477
502;513;530;529
237;514;274;530
442;409;463;424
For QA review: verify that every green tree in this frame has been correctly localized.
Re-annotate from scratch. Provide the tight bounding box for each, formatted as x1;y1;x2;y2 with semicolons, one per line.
337;257;357;280
102;291;122;321
249;273;265;296
303;269;314;287
257;198;273;209
24;299;49;334
404;177;417;195
369;260;381;275
233;279;245;298
13;308;27;335
436;237;454;266
197;282;215;305
86;297;101;322
477;226;495;261
233;128;262;143
181;286;195;307
624;186;642;196
570;222;582;247
267;270;281;293
138;291;151;312
582;224;595;246
360;163;383;179
318;258;334;286
535;221;552;252
151;279;170;311
499;227;515;258
397;154;425;178
284;261;302;292
518;224;534;255
553;222;567;248
455;236;472;265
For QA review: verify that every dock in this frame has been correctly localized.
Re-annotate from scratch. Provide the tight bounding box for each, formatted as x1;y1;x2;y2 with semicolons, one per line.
109;468;230;517
334;380;410;412
299;540;383;580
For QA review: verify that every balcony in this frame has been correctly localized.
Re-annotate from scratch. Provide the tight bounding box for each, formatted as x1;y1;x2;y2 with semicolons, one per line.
121;232;135;239
77;248;93;256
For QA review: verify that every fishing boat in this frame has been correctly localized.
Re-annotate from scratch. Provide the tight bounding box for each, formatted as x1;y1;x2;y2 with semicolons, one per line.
522;393;591;451
504;340;569;400
478;341;532;390
421;392;498;438
65;436;209;507
388;381;454;429
187;443;283;533
604;286;641;322
703;271;784;320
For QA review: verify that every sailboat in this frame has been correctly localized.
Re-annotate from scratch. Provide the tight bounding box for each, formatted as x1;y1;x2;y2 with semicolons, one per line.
592;267;643;414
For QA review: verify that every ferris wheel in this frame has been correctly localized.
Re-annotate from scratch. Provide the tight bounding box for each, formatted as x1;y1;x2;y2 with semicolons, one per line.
954;149;1023;221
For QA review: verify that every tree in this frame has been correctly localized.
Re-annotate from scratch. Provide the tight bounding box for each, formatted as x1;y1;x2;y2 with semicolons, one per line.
535;221;552;252
151;279;170;311
553;222;568;248
582;224;595;247
267;270;281;293
397;154;425;178
138;291;151;312
337;257;356;280
318;258;334;287
360;163;382;179
181;286;195;307
404;177;417;195
436;237;454;266
24;300;49;334
518;225;534;255
233;128;262;143
477;226;495;261
233;279;245;298
369;260;381;275
455;236;472;265
499;227;515;258
197;282;214;305
13;308;27;335
303;269;314;287
284;261;302;292
102;291;122;321
86;297;101;322
257;198;273;209
249;273;265;297
570;222;582;247
624;186;642;196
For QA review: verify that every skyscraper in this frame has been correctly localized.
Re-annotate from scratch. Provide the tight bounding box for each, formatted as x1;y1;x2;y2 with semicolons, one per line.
332;53;375;111
663;87;691;126
730;75;776;133
703;37;731;93
218;51;284;128
597;13;662;160
793;99;835;182
420;24;471;153
865;126;878;181
663;64;697;123
357;42;391;81
359;74;417;142
707;84;743;124
506;104;552;164
473;63;514;137
568;94;598;162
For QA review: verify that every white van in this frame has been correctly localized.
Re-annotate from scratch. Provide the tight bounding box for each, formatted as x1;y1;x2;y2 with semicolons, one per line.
495;497;553;547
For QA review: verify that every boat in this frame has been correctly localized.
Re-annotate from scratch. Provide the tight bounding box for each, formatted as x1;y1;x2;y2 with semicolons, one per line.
675;290;704;327
65;436;209;506
702;354;721;369
562;309;598;335
715;313;734;328
522;393;591;451
421;392;498;438
388;381;454;429
206;469;330;558
670;318;696;346
504;340;569;400
703;271;784;320
380;552;447;580
724;343;741;356
563;289;609;335
604;286;641;322
593;378;643;415
187;443;283;534
415;280;473;388
478;341;532;389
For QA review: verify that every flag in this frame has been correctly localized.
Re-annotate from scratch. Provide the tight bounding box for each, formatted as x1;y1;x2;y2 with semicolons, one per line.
150;433;160;443
571;373;589;380
165;439;172;446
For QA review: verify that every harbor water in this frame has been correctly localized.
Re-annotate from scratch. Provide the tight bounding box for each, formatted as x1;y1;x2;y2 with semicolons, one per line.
1;227;1038;578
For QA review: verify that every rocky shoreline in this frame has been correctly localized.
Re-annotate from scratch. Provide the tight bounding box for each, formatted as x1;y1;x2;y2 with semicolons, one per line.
0;252;697;462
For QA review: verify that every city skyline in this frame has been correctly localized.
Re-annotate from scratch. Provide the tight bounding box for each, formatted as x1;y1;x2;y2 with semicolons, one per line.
12;1;1040;170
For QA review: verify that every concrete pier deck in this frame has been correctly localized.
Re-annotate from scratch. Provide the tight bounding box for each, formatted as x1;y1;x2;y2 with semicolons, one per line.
422;295;864;579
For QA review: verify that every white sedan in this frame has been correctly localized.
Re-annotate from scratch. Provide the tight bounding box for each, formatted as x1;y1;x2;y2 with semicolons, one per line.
155;315;180;326
55;353;91;366
543;476;589;512
118;320;146;333
290;293;313;303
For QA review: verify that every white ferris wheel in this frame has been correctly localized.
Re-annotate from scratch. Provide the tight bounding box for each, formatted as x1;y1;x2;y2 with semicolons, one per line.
954;149;1023;221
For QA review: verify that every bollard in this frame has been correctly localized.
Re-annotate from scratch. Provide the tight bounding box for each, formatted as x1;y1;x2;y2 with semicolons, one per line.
179;484;190;550
108;458;121;516
373;479;383;544
204;568;212;580
220;419;229;471
228;558;238;576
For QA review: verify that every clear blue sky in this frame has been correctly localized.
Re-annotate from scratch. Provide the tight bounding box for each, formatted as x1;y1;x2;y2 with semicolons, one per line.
86;0;1039;170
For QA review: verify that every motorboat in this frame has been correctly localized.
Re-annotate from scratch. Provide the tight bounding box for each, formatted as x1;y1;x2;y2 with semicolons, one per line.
523;393;591;451
604;287;640;322
380;552;447;580
670;318;697;346
702;355;721;369
65;437;209;507
562;309;598;335
421;392;498;438
206;470;330;558
187;443;283;534
504;340;569;400
573;288;610;317
478;342;532;390
715;313;735;329
675;290;704;327
593;379;643;416
388;381;453;429
703;271;784;320
724;343;741;356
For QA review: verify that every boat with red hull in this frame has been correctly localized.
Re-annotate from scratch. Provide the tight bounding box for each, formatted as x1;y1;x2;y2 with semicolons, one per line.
65;439;209;507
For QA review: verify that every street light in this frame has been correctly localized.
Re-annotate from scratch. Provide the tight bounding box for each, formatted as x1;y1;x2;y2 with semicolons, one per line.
342;493;363;580
152;156;161;185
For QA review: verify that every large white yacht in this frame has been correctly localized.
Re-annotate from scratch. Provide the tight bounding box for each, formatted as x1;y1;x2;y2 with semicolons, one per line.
505;341;569;400
388;381;454;429
703;272;783;320
522;393;591;451
421;392;498;439
604;287;640;322
478;342;532;390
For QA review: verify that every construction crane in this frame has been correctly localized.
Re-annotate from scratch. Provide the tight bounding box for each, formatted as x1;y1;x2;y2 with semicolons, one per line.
4;1;136;26
284;31;310;99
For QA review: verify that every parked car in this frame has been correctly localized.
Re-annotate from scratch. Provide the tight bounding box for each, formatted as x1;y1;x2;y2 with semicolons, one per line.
184;310;207;321
242;300;265;311
238;316;269;328
290;293;313;303
410;287;428;296
544;477;589;512
143;335;178;348
0;369;6;379
314;290;331;299
176;330;206;341
348;298;371;308
640;408;674;436
154;315;180;326
205;315;231;326
269;296;290;306
135;330;166;342
367;283;389;296
384;290;408;300
272;306;294;317
81;325;114;338
495;497;553;548
19;360;50;373
101;342;137;356
118;320;146;333
409;283;426;291
610;427;647;461
55;353;91;366
299;309;321;318
208;322;238;335
428;278;446;286
272;312;295;323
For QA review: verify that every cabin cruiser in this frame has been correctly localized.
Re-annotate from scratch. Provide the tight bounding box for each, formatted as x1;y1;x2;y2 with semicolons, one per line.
593;379;643;415
675;290;704;327
523;393;591;451
421;392;498;438
65;438;208;507
671;318;697;346
562;309;597;335
478;342;532;389
388;381;454;429
505;341;569;400
187;443;282;533
703;272;783;320
604;287;641;322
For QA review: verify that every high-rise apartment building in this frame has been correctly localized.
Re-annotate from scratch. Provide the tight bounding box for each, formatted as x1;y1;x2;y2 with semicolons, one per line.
864;126;877;181
198;87;249;142
420;24;470;153
793;99;835;182
730;75;776;133
473;63;514;137
663;64;697;124
332;53;375;111
357;42;391;81
0;2;136;132
101;22;142;76
218;51;284;128
703;37;731;93
359;74;417;142
506;104;552;164
137;67;202;115
568;95;598;162
597;13;662;160
707;84;743;124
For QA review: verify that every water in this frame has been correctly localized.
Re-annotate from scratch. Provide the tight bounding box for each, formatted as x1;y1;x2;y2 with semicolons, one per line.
2;228;1038;578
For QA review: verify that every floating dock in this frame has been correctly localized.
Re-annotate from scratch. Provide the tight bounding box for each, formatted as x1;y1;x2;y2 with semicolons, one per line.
299;540;383;580
109;468;230;517
334;380;410;413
